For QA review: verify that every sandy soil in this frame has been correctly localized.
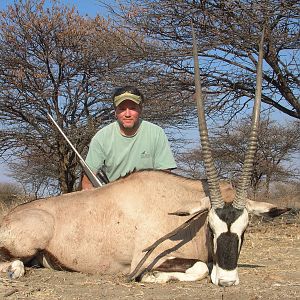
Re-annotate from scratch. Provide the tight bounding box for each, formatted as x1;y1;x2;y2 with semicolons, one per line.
0;214;299;300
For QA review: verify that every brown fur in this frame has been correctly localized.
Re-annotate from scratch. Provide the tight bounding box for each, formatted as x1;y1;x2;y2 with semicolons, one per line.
0;170;279;277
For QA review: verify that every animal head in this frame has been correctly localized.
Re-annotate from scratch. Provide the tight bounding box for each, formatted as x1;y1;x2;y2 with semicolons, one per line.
208;205;248;286
192;24;265;286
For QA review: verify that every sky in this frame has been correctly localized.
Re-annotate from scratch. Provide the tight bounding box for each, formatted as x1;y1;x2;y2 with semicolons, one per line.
0;0;113;183
0;0;106;15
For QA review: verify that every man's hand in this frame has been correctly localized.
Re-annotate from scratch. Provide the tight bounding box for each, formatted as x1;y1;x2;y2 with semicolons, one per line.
81;174;96;190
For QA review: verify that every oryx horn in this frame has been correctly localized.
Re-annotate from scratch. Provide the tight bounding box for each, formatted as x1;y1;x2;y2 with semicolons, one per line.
192;23;224;209
232;29;265;209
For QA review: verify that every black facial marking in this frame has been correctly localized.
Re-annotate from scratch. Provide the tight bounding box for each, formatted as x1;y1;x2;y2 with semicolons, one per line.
211;204;247;270
215;204;244;229
216;232;239;270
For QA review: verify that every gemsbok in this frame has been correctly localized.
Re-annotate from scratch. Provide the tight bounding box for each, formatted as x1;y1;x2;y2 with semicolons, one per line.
0;27;289;286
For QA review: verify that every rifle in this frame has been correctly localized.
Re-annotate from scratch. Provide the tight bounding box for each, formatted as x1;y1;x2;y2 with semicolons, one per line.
47;113;107;187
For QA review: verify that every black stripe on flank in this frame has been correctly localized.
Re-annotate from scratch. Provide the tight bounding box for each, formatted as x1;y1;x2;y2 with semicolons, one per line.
154;258;199;272
216;232;239;270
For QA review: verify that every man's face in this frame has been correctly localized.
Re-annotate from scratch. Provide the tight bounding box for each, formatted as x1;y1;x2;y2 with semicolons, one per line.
115;100;142;130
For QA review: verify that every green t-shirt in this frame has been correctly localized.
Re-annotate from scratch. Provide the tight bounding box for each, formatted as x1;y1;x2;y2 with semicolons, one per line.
85;120;177;181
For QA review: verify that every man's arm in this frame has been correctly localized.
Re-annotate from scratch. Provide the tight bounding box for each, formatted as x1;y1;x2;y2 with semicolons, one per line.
154;128;177;170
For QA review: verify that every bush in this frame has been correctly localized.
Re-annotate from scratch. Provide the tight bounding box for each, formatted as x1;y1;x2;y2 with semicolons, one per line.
0;183;31;211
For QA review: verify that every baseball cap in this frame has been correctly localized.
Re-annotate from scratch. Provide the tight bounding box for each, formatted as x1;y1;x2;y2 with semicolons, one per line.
113;92;142;107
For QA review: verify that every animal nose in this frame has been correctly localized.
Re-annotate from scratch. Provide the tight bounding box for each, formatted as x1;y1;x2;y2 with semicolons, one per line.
218;279;236;287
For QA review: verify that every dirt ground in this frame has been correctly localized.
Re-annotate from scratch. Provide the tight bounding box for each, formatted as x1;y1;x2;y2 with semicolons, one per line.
0;212;299;300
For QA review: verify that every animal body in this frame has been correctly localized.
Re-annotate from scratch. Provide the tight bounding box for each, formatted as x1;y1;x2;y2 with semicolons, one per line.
0;170;287;286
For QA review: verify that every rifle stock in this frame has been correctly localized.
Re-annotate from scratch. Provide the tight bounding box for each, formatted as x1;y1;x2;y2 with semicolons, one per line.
47;113;104;187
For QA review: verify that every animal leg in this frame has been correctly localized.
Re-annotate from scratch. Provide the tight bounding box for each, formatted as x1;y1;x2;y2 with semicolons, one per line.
140;261;209;283
0;208;55;278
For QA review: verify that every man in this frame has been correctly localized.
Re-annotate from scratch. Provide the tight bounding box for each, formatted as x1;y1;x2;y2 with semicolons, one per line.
81;86;176;190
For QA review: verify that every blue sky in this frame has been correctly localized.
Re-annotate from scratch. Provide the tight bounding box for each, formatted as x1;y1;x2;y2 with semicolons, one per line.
0;0;110;16
0;0;114;183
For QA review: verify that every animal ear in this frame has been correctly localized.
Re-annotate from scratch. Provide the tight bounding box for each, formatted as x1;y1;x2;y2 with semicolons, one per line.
169;197;210;216
246;199;291;217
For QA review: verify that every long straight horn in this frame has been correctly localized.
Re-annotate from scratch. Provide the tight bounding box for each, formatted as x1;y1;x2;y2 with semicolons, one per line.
192;24;224;209
232;29;265;209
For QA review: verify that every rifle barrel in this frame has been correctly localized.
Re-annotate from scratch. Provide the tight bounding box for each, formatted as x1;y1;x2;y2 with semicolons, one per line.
47;113;103;187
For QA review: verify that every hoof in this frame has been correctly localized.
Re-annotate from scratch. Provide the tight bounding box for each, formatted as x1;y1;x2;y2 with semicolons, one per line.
7;260;25;279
